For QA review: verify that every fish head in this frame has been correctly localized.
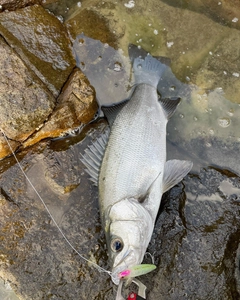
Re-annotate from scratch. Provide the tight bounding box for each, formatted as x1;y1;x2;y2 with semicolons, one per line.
105;198;154;285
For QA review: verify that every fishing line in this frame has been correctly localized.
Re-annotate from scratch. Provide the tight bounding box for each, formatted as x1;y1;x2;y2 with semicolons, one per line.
0;128;111;276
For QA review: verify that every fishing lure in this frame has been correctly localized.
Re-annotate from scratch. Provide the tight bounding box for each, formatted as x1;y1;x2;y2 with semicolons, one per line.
119;264;156;280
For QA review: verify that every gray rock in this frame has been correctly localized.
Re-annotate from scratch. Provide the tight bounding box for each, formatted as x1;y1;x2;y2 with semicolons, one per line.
0;122;116;300
146;167;240;299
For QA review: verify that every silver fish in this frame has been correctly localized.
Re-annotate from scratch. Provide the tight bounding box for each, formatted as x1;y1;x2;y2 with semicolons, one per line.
82;52;193;286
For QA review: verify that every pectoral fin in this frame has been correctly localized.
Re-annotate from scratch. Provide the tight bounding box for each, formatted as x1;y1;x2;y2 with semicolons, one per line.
162;159;193;193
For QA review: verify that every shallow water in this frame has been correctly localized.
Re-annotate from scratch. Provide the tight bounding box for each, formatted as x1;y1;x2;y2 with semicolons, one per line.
1;0;240;299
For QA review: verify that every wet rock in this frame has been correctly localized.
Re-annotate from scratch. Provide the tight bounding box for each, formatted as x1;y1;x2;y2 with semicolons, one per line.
146;167;240;299
0;0;41;11
0;5;75;97
0;135;20;160
0;36;55;146
23;68;98;148
0;124;113;300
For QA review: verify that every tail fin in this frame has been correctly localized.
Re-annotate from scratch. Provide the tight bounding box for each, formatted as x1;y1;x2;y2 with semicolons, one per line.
132;54;167;88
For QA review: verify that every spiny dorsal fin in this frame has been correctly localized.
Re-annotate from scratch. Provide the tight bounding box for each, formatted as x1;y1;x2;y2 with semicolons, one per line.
162;159;193;193
101;99;129;127
159;97;181;120
80;127;110;186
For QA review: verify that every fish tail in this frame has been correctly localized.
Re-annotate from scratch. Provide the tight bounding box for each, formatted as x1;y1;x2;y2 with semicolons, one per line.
133;54;167;88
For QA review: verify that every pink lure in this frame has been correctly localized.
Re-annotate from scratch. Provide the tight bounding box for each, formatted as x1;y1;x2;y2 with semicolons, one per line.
118;264;156;279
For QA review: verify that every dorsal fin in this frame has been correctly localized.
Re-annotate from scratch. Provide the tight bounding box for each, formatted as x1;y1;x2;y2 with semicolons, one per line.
80;127;110;186
159;97;181;119
101;99;129;127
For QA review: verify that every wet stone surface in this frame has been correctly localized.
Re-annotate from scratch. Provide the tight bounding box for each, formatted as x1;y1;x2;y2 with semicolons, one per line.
0;123;115;300
147;167;240;299
0;4;75;97
0;4;97;159
0;35;55;145
161;0;240;30
23;68;98;148
0;0;42;11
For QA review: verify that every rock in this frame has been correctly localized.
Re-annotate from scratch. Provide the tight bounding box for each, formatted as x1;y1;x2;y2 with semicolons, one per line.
0;1;240;299
0;0;41;11
0;36;55;143
194;31;240;103
0;5;75;97
0;135;20;160
0;122;113;300
0;278;19;300
23;68;98;148
146;167;240;299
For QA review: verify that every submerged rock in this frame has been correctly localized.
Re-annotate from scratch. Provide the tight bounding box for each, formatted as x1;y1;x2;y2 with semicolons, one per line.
161;0;240;30
67;0;240;103
66;4;119;48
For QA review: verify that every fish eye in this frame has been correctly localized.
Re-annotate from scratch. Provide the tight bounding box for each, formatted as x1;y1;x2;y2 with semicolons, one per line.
111;238;124;252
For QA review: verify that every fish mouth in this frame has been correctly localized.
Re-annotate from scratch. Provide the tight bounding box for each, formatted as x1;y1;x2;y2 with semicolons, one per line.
111;248;139;285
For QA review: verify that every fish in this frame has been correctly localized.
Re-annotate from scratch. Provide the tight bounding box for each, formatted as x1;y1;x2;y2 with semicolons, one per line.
81;49;193;286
